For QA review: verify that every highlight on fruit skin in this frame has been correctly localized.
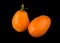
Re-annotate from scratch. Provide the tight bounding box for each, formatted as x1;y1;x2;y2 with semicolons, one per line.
12;4;29;32
28;15;51;38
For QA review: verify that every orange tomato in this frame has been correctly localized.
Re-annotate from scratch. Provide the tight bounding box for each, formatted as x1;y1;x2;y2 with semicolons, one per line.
12;4;29;32
28;15;51;37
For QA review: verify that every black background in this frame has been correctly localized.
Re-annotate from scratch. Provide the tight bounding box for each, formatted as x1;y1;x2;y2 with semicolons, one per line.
0;0;59;43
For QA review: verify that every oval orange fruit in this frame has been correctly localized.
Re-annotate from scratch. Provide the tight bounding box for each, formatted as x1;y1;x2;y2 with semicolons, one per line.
12;4;29;32
28;15;51;37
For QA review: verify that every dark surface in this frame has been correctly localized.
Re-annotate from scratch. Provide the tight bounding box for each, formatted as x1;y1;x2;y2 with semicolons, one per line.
0;0;59;43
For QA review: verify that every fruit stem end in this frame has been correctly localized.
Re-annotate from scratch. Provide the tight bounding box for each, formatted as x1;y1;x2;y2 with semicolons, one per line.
21;4;24;10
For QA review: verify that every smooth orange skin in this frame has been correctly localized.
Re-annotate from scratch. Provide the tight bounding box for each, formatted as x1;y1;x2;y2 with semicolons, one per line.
12;10;29;32
28;15;51;37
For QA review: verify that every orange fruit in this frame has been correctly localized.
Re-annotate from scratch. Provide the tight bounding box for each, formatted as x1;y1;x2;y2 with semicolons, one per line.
28;15;51;37
12;4;29;32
